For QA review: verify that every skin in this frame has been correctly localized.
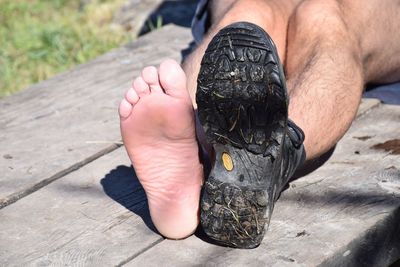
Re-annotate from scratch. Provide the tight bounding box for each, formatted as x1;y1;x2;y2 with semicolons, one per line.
119;60;202;239
120;0;400;239
184;0;400;159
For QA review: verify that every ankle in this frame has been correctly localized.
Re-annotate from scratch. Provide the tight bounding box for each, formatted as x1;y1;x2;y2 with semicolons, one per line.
208;1;289;61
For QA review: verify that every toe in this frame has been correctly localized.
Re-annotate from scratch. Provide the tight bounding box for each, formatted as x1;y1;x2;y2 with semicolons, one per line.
125;88;139;104
142;66;163;93
119;98;133;119
159;59;188;99
133;76;150;97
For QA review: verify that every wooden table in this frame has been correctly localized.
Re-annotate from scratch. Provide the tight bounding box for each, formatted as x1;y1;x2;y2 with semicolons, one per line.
1;26;399;267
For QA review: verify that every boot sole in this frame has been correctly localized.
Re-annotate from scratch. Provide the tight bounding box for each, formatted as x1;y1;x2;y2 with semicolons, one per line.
196;22;288;248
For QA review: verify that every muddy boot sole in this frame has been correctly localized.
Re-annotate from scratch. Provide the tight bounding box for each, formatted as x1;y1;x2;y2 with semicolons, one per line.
196;22;288;249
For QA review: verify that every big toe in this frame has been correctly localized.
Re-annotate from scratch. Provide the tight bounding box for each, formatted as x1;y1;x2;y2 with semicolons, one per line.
159;59;188;99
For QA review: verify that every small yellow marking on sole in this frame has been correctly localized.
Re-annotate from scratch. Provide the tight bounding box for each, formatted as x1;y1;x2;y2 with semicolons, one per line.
222;152;234;171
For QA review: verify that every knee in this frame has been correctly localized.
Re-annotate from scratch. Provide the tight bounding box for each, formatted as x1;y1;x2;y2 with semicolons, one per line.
289;0;362;59
290;0;349;40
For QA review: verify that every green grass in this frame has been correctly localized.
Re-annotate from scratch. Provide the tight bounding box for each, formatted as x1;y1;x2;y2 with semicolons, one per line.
0;0;131;97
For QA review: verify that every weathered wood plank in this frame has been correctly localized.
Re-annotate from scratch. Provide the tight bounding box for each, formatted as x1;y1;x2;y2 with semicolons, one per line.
0;25;192;208
127;104;400;267
115;0;198;36
357;98;381;117
0;148;163;266
115;0;164;36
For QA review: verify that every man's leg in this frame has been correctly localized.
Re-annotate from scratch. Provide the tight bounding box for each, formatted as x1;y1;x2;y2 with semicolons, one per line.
184;0;302;166
183;0;302;106
119;0;300;240
285;0;400;159
182;0;400;247
185;0;306;248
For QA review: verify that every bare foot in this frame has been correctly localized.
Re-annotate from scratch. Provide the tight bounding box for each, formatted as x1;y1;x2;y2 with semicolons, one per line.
119;59;203;239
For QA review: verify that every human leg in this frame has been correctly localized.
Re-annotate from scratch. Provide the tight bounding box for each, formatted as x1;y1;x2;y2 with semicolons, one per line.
185;0;306;248
192;0;400;248
119;0;301;241
285;0;400;160
185;0;304;195
184;0;301;105
196;21;306;248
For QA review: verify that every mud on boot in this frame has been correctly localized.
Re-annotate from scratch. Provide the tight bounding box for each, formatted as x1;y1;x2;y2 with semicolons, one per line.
196;22;306;249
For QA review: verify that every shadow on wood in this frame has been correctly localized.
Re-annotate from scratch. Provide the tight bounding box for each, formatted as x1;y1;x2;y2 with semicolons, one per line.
321;207;400;267
292;146;336;180
282;186;400;208
100;165;159;234
391;257;400;267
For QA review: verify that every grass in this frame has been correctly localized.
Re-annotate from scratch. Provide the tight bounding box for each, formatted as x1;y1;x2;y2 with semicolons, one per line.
147;15;163;32
0;0;132;97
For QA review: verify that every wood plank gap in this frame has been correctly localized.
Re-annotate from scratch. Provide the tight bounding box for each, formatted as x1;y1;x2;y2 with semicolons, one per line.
117;238;165;267
0;143;122;209
0;148;164;265
126;104;400;266
0;25;192;207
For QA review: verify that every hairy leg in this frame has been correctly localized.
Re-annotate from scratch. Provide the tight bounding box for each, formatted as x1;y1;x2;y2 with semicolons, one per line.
353;0;400;83
185;0;308;247
286;0;400;159
183;0;302;106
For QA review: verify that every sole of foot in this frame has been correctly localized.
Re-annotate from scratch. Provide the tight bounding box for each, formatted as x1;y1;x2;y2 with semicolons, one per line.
196;22;289;248
119;59;203;239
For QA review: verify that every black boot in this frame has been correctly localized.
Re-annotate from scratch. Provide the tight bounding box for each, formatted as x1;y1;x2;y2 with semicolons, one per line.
196;22;306;249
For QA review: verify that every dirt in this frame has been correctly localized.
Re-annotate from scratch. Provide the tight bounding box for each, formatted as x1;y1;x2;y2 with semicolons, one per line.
371;139;400;155
3;154;12;159
354;135;373;141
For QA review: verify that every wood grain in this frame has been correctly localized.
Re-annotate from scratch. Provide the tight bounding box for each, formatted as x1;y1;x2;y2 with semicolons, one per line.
128;104;400;267
0;18;389;266
0;148;163;266
357;98;381;117
0;25;192;208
